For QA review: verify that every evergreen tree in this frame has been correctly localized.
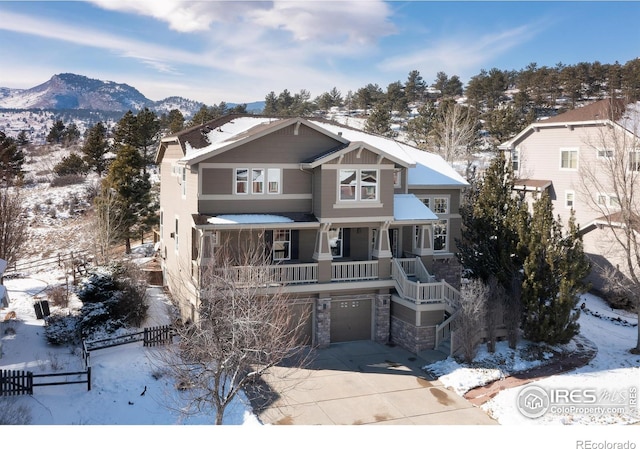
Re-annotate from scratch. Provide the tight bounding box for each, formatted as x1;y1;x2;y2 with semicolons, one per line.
520;193;590;344
112;111;138;147
81;122;109;176
62;122;81;146
16;130;30;147
364;103;395;137
105;144;155;254
405;70;426;103
405;101;438;150
263;91;278;115
54;153;88;176
385;81;408;114
161;109;185;134
0;131;25;185
456;152;528;349
46;119;66;144
135;108;160;172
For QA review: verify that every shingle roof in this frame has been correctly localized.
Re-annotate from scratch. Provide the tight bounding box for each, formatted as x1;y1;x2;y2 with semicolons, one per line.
543;98;626;124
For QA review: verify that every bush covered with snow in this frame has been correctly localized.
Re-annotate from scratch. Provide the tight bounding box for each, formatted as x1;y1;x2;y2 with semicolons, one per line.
45;261;149;343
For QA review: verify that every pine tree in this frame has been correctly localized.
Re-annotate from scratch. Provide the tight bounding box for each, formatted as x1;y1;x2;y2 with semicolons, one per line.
46;119;66;144
0;131;25;186
135;108;160;172
520;193;590;344
456;152;528;349
81;122;109;176
405;70;426;103
105;144;155;254
364;103;395;137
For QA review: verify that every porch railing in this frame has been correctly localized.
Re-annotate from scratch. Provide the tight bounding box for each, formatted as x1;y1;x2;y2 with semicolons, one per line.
221;263;318;285
331;260;379;282
391;258;459;307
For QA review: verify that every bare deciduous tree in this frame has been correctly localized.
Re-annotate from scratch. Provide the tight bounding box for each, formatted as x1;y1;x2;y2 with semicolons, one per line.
0;187;28;267
92;181;126;264
453;278;488;363
160;234;313;424
577;101;640;353
432;101;479;172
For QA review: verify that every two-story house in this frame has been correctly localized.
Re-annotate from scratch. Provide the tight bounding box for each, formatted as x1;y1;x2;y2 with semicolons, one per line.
498;98;640;297
155;115;468;353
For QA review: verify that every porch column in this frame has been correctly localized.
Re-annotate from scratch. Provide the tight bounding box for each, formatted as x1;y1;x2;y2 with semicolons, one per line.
313;222;333;283
373;221;392;279
413;224;434;256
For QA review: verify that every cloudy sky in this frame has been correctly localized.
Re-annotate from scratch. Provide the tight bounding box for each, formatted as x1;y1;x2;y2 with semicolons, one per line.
1;1;639;105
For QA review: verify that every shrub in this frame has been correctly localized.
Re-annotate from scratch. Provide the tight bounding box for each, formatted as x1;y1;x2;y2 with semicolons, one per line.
46;285;69;308
53;152;87;176
44;310;81;345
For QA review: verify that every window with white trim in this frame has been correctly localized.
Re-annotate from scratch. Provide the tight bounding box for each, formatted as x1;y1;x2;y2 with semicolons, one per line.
565;191;575;208
235;168;248;194
420;196;449;215
235;167;281;195
433;219;448;252
267;168;281;194
597;148;614;159
273;229;291;261
511;148;520;172
339;169;378;201
560;148;578;169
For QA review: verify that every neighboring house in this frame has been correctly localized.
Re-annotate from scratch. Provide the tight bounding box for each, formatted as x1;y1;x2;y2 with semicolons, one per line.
498;98;640;296
155;115;468;353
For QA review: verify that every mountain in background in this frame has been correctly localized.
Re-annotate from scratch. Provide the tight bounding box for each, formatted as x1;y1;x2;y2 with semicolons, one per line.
0;73;263;117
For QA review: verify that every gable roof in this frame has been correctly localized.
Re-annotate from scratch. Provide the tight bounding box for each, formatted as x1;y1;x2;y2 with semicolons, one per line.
156;114;467;189
499;98;640;151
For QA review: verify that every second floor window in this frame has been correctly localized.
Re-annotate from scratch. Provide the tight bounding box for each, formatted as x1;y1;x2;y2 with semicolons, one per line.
339;169;378;201
236;168;281;195
630;151;640;171
560;148;578;169
434;219;448;252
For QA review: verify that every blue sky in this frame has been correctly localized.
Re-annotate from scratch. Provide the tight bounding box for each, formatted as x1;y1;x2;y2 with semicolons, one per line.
0;1;639;105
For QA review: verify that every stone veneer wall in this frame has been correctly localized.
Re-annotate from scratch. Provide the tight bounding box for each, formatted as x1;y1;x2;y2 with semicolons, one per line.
315;297;331;348
431;258;463;290
374;293;391;344
390;316;436;353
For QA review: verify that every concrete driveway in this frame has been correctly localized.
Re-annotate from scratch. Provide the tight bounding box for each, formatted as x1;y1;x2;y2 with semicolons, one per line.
252;340;498;425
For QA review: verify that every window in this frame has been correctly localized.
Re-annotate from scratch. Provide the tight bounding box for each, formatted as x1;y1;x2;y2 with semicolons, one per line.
235;168;248;194
174;218;179;252
273;229;291;261
560;148;578;169
565;191;575;208
267;168;281;193
236;168;281;195
339;169;378;201
420;196;449;215
597;148;614;159
251;169;264;194
597;194;608;206
328;228;343;258
630;152;640;171
511;148;520;172
181;167;186;197
433;220;448;252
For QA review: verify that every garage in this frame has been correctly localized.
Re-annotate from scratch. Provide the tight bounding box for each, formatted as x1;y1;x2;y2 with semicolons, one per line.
330;297;372;342
289;301;314;346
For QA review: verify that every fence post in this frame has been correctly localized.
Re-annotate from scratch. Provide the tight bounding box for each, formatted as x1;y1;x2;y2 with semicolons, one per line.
87;366;91;391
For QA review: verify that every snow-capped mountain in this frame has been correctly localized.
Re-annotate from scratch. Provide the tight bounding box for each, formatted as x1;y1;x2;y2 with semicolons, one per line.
0;73;206;117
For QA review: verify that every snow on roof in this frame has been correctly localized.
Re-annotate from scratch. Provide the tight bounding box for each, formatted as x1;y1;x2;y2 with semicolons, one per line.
207;214;294;225
310;120;416;166
394;194;438;221
404;146;469;187
182;116;275;161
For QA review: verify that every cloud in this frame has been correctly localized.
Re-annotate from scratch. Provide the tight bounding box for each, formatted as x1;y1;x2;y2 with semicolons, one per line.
378;23;543;78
